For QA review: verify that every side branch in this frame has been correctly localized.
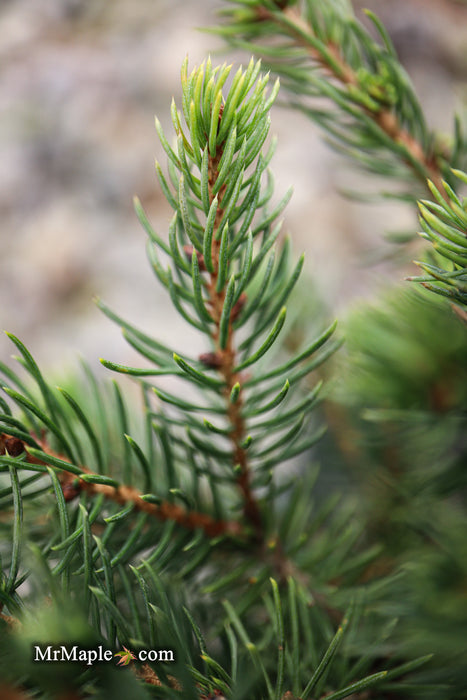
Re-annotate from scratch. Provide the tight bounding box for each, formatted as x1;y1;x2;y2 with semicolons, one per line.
264;5;448;199
0;433;244;539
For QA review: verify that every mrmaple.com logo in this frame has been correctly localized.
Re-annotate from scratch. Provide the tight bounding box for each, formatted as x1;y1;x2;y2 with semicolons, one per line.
33;644;174;667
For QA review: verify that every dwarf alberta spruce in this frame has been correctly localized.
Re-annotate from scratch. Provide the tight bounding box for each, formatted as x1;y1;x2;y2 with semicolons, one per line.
0;57;438;699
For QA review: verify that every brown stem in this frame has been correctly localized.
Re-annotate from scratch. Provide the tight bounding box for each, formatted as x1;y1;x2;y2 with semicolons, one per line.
0;433;243;539
206;148;264;540
264;5;448;199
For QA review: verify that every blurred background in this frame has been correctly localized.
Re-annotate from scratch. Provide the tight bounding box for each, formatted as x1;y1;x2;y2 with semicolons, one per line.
1;0;467;377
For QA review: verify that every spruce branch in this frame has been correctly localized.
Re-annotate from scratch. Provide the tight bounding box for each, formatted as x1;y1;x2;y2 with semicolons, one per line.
101;56;335;551
213;1;464;204
276;4;446;195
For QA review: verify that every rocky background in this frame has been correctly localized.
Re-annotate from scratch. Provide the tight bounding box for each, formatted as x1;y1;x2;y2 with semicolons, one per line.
1;0;467;380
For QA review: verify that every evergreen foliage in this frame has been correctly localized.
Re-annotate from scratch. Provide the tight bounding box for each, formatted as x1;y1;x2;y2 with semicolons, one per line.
1;3;467;699
213;0;467;311
213;0;467;203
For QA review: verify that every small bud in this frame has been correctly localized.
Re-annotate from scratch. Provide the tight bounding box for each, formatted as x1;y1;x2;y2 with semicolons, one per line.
62;479;82;503
199;351;223;369
256;6;270;21
231;292;247;321
183;245;207;272
4;437;24;457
